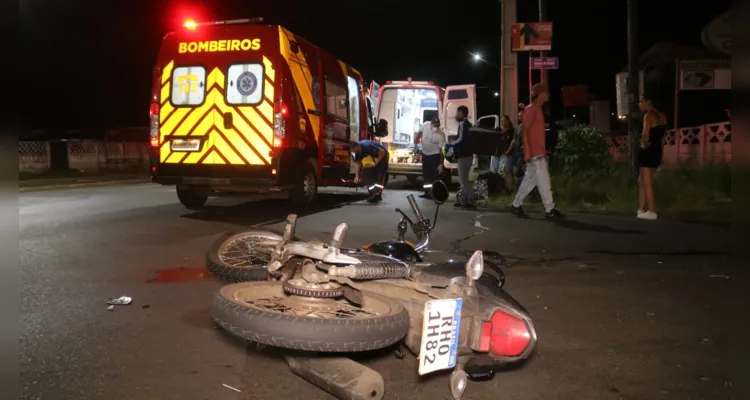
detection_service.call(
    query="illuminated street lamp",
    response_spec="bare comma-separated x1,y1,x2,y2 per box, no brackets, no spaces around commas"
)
494,92,499,97
467,50,499,70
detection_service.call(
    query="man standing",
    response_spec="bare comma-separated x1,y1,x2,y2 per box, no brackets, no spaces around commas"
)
509,83,563,219
508,109,525,184
449,105,476,209
351,139,389,203
414,116,446,198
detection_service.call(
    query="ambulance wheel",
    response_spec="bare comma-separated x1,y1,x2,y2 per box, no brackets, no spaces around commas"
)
290,166,317,208
177,186,208,210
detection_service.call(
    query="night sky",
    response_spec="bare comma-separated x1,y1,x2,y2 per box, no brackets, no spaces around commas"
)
19,0,730,131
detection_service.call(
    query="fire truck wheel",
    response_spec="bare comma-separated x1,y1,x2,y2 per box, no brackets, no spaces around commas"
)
290,166,317,208
176,186,208,209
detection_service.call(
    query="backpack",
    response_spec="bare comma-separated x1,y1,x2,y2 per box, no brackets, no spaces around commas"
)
477,171,507,195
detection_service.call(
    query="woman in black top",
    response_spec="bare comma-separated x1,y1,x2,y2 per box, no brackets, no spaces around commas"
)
636,95,667,220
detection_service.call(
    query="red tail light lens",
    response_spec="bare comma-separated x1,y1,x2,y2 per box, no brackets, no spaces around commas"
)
484,309,531,357
149,103,159,118
149,103,160,147
273,101,287,147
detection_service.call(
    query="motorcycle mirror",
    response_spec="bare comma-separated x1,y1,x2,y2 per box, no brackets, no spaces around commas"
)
466,250,484,282
430,180,449,204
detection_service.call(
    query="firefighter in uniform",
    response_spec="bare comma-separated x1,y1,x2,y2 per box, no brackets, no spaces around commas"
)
350,140,389,203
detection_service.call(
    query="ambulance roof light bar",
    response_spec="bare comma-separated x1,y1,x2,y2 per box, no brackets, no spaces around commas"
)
183,17,264,30
385,80,435,86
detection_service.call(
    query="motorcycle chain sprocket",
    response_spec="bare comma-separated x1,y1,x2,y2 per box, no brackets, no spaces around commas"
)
282,279,345,298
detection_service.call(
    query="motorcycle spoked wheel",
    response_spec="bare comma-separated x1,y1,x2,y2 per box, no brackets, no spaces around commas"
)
206,227,301,283
212,281,409,352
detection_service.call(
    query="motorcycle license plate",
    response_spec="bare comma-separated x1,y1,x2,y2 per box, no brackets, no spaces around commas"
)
418,298,462,375
171,138,201,152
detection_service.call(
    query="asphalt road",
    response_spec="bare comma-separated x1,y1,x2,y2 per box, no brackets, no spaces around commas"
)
20,180,733,400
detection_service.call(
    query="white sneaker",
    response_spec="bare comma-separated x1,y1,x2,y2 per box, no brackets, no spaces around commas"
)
637,209,646,216
637,211,658,220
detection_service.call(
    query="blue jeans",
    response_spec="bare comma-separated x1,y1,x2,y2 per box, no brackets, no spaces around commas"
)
490,155,517,174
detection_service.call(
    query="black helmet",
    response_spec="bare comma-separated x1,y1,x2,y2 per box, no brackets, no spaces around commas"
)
431,116,440,125
457,105,469,115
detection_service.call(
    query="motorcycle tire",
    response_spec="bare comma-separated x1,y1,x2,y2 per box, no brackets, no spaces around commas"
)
206,227,301,283
212,281,409,352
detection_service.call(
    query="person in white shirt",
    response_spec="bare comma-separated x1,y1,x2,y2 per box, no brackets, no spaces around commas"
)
414,116,446,198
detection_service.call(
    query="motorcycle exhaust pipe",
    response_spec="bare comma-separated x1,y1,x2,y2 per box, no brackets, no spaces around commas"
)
328,262,409,280
285,356,384,400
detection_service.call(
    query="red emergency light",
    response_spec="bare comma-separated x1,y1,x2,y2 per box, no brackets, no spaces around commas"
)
183,19,197,30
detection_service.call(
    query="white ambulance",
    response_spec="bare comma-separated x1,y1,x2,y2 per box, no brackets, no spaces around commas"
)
369,79,478,185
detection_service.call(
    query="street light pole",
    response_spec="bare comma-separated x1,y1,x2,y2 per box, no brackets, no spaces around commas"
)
626,0,639,180
500,0,519,124
538,0,549,86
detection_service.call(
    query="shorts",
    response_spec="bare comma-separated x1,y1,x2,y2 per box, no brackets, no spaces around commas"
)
637,146,662,169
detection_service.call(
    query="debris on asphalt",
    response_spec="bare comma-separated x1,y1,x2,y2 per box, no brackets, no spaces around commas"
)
107,296,132,306
710,274,730,279
222,384,241,393
615,270,625,275
142,305,150,309
657,261,663,264
646,312,655,317
107,305,114,311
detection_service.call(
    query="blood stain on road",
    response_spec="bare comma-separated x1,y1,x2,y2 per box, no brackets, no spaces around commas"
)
149,267,214,283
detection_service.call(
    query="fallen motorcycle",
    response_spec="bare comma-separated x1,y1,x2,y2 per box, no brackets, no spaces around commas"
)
211,185,538,400
207,181,475,282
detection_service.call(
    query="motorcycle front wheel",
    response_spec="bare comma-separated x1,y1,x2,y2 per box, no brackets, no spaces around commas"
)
206,227,300,283
212,281,409,352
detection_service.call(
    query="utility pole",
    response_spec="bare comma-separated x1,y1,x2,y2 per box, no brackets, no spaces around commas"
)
538,0,549,86
500,0,519,124
626,0,639,180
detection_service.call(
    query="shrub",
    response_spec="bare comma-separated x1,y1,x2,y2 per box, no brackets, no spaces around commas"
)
554,125,615,179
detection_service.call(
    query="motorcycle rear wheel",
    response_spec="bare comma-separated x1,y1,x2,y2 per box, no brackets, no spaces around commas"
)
206,227,300,283
212,281,409,352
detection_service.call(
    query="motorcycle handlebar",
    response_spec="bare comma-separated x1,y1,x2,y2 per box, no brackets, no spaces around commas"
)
406,194,425,221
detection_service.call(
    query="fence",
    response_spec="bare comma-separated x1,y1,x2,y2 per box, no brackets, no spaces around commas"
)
19,140,149,174
19,141,51,173
610,121,731,166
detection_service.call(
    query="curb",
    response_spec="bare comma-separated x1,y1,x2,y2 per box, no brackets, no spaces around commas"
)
19,178,152,192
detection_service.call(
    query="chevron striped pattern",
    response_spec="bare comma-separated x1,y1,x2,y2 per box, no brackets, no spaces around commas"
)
158,57,276,165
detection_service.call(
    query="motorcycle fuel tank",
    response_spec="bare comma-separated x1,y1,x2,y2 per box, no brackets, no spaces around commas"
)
363,241,422,263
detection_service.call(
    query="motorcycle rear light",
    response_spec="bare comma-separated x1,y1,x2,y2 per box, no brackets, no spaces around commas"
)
487,309,531,357
479,321,492,352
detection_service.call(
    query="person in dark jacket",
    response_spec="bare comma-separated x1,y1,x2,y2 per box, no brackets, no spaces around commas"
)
448,105,476,209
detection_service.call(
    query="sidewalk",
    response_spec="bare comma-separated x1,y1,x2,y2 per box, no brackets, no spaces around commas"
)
20,170,150,191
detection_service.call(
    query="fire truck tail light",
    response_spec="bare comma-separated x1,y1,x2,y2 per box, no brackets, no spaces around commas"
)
149,103,160,147
273,100,288,147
